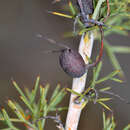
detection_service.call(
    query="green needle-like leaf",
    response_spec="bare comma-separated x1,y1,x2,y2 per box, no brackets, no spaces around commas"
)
103,111,116,130
97,98,112,102
103,111,106,129
111,116,116,130
41,84,50,109
50,84,61,101
20,96,33,113
0,111,3,119
68,1,76,16
96,70,120,84
81,100,88,110
8,100,36,129
48,88,66,110
24,88,32,101
42,84,50,99
123,124,130,130
13,102,25,116
90,62,103,88
2,109,18,130
39,85,48,112
50,107,68,111
92,0,106,20
99,87,111,92
98,101,112,112
12,80,28,102
66,88,81,96
31,76,40,104
109,77,123,83
112,46,130,53
104,40,124,77
95,61,103,81
49,11,73,19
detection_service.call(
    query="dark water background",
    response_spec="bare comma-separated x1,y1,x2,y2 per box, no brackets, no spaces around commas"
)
0,0,130,129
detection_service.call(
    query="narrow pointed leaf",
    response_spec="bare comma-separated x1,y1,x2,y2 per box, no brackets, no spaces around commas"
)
112,46,130,53
14,102,24,115
81,100,88,110
8,100,36,129
40,85,48,111
48,88,66,110
104,41,124,77
92,0,106,20
50,84,60,101
66,88,81,96
48,11,73,19
106,117,111,127
111,115,116,130
103,111,106,129
107,123,113,130
50,107,68,111
98,101,112,111
0,112,3,119
97,98,112,102
96,70,120,84
2,109,18,130
20,96,33,113
12,80,28,102
24,88,32,101
31,76,40,104
68,1,76,16
79,26,98,35
43,84,50,99
95,61,103,81
0,117,24,122
110,77,123,83
99,87,111,92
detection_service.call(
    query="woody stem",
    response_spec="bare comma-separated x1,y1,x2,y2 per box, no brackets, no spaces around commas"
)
65,32,94,130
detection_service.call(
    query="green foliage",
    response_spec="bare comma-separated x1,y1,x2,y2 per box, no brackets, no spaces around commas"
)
67,61,124,111
103,111,116,130
103,111,130,130
1,0,130,129
50,0,130,78
103,34,130,77
0,77,67,130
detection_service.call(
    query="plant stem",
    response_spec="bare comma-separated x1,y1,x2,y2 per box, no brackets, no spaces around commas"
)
65,32,94,130
65,0,106,128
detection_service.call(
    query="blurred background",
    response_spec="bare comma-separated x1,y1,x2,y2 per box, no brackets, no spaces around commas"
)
0,0,130,129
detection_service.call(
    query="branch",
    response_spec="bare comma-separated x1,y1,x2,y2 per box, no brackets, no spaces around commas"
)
65,32,94,130
65,0,106,128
